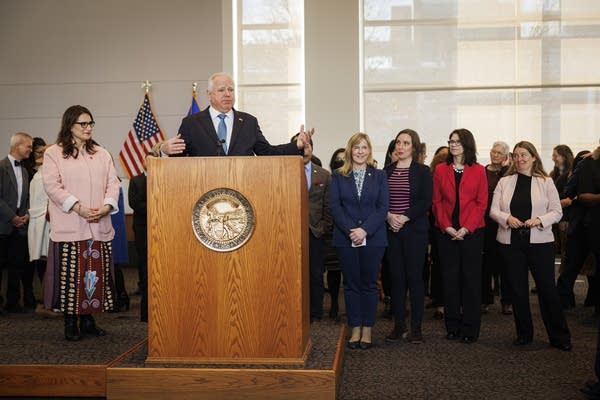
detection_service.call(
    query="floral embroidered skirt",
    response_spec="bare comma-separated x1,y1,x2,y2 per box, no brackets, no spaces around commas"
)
57,240,116,315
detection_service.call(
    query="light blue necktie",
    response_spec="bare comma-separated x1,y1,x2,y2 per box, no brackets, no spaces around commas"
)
217,113,228,154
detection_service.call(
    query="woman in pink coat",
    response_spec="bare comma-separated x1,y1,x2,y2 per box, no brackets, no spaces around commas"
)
490,141,571,351
43,105,120,341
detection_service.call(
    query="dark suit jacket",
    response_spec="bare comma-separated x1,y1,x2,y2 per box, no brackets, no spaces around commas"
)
384,160,433,234
329,166,389,247
128,173,147,249
0,157,29,236
308,163,332,238
177,107,301,157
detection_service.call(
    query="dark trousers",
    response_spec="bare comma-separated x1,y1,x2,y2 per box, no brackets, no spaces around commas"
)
21,258,43,307
309,232,325,320
387,228,428,324
133,223,148,322
557,224,599,309
436,229,483,338
337,245,386,327
499,234,570,344
596,319,600,381
428,234,444,307
380,249,392,298
482,223,511,305
0,230,28,306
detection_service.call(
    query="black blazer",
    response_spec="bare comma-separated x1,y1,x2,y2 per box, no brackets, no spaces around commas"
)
128,173,147,230
0,157,29,236
177,107,301,157
384,160,432,234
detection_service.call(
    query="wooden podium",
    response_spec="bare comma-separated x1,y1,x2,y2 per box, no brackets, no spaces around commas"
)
146,156,310,365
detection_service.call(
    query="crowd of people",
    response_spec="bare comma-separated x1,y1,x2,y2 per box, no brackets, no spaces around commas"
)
1,74,599,397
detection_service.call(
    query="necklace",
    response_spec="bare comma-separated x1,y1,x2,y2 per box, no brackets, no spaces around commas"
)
453,164,464,174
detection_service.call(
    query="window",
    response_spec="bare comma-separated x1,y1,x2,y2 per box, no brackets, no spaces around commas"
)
363,0,600,163
235,0,304,144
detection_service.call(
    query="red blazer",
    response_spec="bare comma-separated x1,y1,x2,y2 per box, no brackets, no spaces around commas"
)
432,162,488,233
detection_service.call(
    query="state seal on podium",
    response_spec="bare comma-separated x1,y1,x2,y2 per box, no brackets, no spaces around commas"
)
191,188,255,252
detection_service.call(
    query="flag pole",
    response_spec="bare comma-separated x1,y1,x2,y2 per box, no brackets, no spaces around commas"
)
141,80,152,94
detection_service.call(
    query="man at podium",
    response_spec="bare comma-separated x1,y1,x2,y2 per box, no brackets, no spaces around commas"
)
157,72,312,157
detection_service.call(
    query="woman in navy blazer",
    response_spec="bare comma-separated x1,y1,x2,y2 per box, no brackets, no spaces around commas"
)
432,128,487,343
330,133,389,350
383,129,432,344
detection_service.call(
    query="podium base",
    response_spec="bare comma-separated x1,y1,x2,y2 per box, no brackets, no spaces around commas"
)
107,325,345,400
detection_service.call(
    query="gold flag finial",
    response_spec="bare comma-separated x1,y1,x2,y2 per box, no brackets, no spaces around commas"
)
141,80,152,93
192,82,198,94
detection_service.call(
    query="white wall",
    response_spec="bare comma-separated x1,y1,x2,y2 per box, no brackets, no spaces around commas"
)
0,0,225,177
305,0,361,167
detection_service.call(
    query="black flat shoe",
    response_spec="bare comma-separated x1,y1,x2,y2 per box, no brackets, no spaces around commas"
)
359,341,372,350
551,342,572,352
462,336,477,344
513,337,533,346
347,340,360,350
446,332,459,340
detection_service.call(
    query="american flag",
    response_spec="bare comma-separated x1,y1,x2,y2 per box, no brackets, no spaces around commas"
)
119,94,165,178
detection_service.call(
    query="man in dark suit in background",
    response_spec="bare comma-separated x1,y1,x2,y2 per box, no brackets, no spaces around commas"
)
291,133,331,322
0,132,32,313
158,72,312,157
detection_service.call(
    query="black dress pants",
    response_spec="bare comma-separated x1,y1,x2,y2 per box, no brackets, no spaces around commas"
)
436,229,483,339
309,232,325,320
499,232,570,345
557,224,599,309
0,230,28,306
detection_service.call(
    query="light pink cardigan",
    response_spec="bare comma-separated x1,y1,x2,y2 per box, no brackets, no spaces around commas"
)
490,173,562,244
42,144,120,242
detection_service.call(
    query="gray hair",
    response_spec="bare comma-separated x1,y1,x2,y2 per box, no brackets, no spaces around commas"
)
207,72,234,92
10,132,32,150
492,141,510,155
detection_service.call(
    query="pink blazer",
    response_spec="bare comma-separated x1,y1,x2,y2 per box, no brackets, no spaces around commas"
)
489,174,562,244
43,144,120,242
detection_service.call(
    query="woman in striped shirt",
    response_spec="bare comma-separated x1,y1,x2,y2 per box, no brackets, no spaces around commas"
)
384,129,433,343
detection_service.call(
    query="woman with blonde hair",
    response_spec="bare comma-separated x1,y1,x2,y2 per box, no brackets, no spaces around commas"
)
490,141,571,351
330,133,389,349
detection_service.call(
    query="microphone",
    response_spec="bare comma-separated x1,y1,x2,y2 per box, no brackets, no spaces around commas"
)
217,139,226,156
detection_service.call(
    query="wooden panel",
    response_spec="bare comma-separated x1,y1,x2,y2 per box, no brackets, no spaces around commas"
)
107,367,336,400
146,157,309,363
0,365,105,397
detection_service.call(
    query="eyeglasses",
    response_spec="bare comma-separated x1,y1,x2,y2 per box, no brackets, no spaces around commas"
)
74,121,95,129
447,140,462,146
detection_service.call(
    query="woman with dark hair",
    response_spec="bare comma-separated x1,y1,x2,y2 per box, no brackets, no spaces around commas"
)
384,129,432,344
384,139,400,168
550,144,575,273
330,133,389,349
490,141,571,350
324,148,345,321
432,129,487,343
427,146,448,320
23,137,47,181
43,105,120,341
